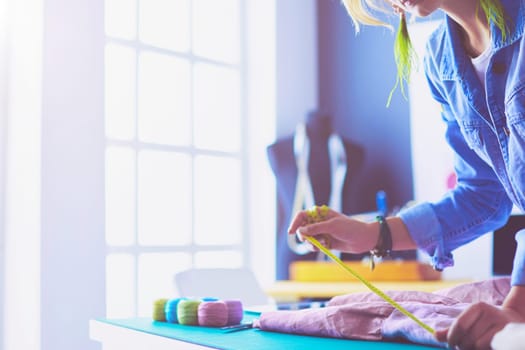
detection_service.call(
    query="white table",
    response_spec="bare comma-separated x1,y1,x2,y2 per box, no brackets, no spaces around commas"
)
90,319,213,350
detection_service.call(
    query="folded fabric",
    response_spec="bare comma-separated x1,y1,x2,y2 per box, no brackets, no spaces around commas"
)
254,277,511,348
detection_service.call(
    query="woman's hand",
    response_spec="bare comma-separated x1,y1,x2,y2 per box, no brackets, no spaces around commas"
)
435,288,525,350
287,207,378,254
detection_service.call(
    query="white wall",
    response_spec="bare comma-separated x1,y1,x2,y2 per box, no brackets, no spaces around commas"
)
0,0,7,347
408,20,492,281
40,0,106,349
3,0,106,349
246,0,277,288
3,0,43,349
248,0,318,286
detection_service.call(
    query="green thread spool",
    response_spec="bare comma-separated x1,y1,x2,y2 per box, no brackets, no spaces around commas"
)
177,299,202,325
152,298,168,322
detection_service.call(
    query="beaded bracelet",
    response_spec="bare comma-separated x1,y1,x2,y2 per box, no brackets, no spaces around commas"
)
369,215,392,270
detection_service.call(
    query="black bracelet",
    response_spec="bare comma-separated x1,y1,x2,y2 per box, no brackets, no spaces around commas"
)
369,216,392,270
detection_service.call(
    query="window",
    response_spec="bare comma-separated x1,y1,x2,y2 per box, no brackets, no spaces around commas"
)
104,0,261,318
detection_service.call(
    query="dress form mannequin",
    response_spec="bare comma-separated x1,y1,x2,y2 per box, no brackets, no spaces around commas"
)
267,111,366,280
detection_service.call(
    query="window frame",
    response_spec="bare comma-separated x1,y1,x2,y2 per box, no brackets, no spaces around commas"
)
103,0,274,318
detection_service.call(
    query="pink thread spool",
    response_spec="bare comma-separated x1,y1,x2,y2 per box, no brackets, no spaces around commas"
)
224,299,243,325
198,301,228,327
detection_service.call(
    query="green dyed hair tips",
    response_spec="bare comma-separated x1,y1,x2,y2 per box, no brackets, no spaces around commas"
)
387,13,416,107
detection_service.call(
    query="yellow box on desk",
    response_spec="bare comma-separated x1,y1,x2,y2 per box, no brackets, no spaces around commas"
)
290,260,441,282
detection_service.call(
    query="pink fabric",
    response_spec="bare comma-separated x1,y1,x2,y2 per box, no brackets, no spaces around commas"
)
255,277,510,348
433,277,510,304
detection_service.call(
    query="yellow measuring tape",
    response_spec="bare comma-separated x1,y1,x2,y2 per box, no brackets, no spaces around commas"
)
303,207,435,335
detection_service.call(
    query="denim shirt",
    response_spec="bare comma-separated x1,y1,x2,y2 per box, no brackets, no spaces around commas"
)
398,0,525,286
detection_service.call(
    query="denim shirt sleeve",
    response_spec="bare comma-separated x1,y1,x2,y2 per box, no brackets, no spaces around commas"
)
398,202,453,270
399,64,513,272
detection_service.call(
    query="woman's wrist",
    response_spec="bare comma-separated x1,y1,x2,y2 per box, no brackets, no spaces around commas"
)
383,217,417,251
503,285,525,317
364,221,381,252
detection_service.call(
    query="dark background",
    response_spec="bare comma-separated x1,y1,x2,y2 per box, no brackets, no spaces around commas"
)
316,0,413,213
271,1,417,279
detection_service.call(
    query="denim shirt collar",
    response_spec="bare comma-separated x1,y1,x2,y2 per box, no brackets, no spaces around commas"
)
436,0,525,81
437,17,466,80
490,0,525,49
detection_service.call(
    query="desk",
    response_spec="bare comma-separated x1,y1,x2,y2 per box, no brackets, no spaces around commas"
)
265,280,467,302
90,314,438,350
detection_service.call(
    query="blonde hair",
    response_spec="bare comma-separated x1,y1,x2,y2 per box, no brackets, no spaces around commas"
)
340,0,392,32
341,0,509,106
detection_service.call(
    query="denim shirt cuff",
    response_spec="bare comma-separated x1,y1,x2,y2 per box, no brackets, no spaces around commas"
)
397,202,454,271
511,229,525,286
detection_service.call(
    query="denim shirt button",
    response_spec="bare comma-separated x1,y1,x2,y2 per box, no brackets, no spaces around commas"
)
492,62,506,74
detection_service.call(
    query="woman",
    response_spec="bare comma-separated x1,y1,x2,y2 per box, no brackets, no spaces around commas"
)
288,0,525,349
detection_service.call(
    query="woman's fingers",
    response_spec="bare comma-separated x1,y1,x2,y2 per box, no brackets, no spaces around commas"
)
434,328,448,343
297,220,331,238
287,210,310,234
288,206,336,234
445,302,519,350
447,303,487,348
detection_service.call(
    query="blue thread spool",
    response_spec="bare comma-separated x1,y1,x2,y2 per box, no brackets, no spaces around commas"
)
201,297,219,302
177,299,201,325
165,297,186,323
198,301,228,327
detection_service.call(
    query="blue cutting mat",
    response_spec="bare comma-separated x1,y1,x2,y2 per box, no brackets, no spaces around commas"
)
100,312,440,350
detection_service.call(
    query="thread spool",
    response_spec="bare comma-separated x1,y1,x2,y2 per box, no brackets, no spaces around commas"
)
224,299,243,325
152,298,168,321
198,301,228,327
177,299,201,325
165,297,186,323
201,297,219,302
